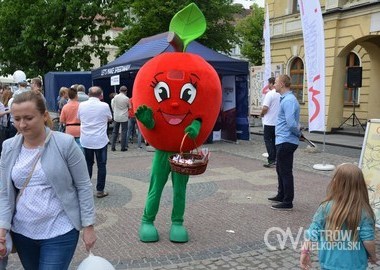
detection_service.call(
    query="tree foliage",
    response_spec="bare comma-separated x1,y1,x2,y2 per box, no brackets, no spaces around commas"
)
113,0,243,56
0,0,245,77
235,3,264,65
0,0,130,77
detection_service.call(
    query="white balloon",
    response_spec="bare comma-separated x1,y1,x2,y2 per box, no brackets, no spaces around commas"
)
13,70,26,83
77,253,115,270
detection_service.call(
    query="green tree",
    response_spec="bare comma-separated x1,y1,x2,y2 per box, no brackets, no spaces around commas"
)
0,0,130,77
113,0,243,55
235,3,264,65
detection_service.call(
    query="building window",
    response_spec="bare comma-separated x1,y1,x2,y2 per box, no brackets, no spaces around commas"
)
289,57,304,102
292,0,300,13
344,52,361,105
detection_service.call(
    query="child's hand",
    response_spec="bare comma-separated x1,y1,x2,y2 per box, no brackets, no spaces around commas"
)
300,253,312,269
0,237,6,257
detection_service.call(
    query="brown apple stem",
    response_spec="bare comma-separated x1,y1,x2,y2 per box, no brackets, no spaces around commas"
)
167,32,184,52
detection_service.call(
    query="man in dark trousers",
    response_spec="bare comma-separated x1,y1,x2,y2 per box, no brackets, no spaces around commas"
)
260,77,280,168
78,86,112,198
268,75,301,211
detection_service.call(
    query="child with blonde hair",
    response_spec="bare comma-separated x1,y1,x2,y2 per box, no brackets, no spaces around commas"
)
300,163,377,270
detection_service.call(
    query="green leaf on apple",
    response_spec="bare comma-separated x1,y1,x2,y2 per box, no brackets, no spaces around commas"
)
169,3,206,51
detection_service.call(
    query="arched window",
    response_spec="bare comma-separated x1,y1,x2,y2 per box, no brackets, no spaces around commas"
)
289,57,304,102
344,52,361,104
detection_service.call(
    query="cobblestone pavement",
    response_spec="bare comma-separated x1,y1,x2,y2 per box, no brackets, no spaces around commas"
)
6,134,380,270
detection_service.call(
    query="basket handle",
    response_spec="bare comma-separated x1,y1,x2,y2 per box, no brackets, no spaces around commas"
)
180,132,199,155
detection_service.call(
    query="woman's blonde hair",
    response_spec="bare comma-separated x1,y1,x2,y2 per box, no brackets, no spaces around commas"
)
12,91,53,129
1,88,13,107
322,163,375,241
59,87,69,97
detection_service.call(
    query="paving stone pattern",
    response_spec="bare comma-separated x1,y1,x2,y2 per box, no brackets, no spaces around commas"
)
6,137,380,270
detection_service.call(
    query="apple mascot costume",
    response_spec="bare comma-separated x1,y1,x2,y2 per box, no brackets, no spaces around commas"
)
133,3,222,243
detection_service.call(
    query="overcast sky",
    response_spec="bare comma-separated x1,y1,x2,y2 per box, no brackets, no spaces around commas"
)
233,0,265,8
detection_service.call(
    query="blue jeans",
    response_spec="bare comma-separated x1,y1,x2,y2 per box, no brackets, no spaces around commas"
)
127,117,142,147
11,229,79,270
0,256,8,270
263,125,276,163
84,144,108,191
111,121,128,150
275,142,298,204
74,137,83,152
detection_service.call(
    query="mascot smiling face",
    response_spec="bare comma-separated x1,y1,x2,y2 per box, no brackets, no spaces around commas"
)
133,52,222,152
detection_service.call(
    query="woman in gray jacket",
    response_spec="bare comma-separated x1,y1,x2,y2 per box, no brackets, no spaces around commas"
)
0,91,96,269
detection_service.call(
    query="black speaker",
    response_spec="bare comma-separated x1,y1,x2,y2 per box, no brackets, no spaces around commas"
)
347,66,362,88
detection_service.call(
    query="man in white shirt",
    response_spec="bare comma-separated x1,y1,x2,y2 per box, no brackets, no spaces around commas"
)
260,77,280,168
110,85,130,152
78,86,112,198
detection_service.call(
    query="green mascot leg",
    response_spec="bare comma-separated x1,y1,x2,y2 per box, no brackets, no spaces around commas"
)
139,150,171,242
170,171,189,243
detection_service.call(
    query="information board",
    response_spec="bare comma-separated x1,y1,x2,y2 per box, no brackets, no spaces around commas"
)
110,75,120,86
359,119,380,227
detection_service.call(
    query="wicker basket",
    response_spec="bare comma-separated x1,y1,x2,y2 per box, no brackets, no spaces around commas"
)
169,133,208,175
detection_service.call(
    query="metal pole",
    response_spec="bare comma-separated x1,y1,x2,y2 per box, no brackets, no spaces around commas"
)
352,87,356,126
322,131,326,166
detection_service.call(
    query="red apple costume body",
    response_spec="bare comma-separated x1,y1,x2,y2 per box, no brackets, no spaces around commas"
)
133,52,222,242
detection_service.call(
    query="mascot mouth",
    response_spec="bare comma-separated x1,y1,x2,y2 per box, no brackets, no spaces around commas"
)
160,111,189,125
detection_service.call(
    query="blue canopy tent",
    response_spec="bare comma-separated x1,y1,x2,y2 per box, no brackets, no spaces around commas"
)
44,71,92,111
91,32,249,140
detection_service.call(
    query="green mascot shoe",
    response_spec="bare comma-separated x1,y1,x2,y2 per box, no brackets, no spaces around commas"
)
139,222,159,242
169,223,189,243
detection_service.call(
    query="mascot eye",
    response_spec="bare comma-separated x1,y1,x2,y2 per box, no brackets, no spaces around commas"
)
154,81,170,102
180,83,196,104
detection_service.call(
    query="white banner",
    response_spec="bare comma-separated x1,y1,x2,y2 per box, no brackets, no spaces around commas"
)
298,0,325,132
262,5,271,96
222,76,236,112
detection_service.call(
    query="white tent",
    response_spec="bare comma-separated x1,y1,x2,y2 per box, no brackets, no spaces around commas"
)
0,75,15,84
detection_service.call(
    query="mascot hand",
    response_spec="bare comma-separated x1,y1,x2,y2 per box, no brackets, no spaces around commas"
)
136,105,155,129
185,119,201,139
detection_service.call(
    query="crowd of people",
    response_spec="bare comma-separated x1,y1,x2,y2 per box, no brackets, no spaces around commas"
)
0,76,377,270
